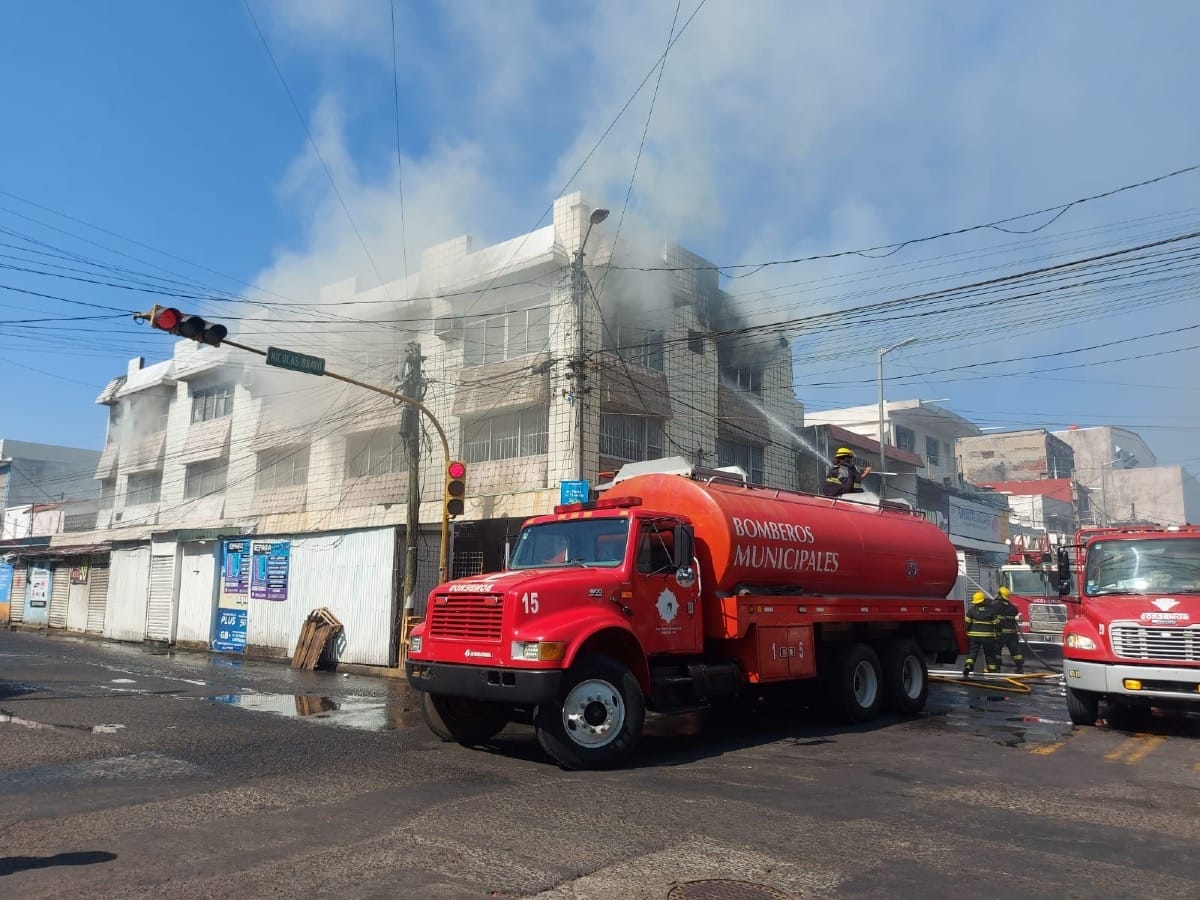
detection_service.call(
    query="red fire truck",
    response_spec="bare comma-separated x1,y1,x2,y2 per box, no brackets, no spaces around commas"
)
1000,536,1074,649
1062,524,1200,725
406,462,966,769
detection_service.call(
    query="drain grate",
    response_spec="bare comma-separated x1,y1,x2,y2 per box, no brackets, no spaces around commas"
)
668,879,792,900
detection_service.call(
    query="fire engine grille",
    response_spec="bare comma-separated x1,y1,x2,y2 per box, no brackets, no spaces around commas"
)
1110,624,1200,662
427,594,504,642
1027,603,1069,634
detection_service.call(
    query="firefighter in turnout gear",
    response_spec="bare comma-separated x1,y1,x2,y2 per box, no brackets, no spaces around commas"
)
822,447,872,498
995,586,1024,673
963,591,1000,677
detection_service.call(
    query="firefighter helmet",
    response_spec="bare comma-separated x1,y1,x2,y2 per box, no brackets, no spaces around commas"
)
971,591,987,604
998,586,1011,599
834,447,854,458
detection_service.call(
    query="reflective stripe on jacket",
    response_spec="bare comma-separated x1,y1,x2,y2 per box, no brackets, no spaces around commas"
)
965,600,999,639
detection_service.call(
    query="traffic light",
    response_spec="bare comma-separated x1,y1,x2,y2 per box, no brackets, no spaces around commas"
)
147,305,228,347
445,460,466,518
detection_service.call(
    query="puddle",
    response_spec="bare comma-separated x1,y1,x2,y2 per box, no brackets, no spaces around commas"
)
206,692,421,732
921,675,1075,747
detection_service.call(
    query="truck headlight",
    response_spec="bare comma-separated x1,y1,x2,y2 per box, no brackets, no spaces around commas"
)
1066,633,1096,650
408,635,422,654
511,640,565,662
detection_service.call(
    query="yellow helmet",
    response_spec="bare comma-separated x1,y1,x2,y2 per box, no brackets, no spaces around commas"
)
971,591,987,604
835,447,854,458
998,586,1011,599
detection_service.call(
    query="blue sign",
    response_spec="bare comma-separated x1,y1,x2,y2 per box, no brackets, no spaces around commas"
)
560,479,590,505
212,608,248,653
213,539,250,653
0,563,13,605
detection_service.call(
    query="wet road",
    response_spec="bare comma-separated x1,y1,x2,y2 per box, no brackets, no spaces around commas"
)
2,630,1198,899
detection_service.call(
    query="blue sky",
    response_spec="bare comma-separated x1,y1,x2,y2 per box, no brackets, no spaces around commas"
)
1,1,1197,474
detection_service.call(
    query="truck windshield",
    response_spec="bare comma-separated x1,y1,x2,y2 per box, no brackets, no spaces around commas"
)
508,520,630,569
1004,569,1051,596
1085,538,1200,596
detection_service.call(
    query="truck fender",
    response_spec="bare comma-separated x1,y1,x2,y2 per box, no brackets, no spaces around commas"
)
563,616,650,696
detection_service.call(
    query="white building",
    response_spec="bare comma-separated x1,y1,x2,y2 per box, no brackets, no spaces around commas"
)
68,193,806,665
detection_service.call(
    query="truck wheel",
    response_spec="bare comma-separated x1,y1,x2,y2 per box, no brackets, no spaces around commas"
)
421,693,509,745
535,655,645,770
1066,687,1099,726
880,638,928,715
826,643,883,724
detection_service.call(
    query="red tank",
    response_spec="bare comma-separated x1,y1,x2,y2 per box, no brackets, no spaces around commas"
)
612,473,958,599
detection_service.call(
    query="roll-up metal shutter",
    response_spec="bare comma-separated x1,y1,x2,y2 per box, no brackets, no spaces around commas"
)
145,554,177,642
49,568,70,629
9,566,26,624
963,550,981,592
87,564,109,634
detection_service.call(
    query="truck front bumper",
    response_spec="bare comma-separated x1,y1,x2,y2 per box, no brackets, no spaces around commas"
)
406,660,563,705
1064,659,1200,701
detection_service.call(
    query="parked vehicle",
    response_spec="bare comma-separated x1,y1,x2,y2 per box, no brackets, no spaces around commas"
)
1061,524,1200,725
406,459,966,768
1000,537,1075,649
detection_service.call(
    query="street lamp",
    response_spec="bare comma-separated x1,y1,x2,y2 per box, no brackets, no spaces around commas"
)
571,207,609,481
877,337,916,502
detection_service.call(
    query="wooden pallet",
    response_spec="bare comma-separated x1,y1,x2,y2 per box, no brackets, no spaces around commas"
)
291,607,344,670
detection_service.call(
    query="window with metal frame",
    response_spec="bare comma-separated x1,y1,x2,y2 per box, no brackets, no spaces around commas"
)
345,429,407,479
716,438,765,484
191,385,234,423
99,478,116,510
184,460,228,498
925,435,940,466
461,304,551,367
894,425,916,453
720,365,763,396
256,445,311,491
126,471,162,506
462,407,549,463
600,414,664,463
603,319,665,371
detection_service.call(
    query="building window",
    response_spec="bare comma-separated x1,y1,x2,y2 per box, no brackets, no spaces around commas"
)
462,304,551,367
184,460,228,498
687,330,705,354
925,436,940,466
99,478,116,510
720,366,763,396
600,414,664,463
603,317,665,371
463,407,549,463
191,385,234,423
345,429,407,479
126,472,162,506
894,425,915,453
716,439,765,484
256,446,310,491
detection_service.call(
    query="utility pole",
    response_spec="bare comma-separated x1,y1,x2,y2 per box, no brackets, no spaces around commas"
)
570,207,609,482
399,340,425,629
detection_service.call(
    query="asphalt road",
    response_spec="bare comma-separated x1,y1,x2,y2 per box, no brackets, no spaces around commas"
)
2,630,1198,899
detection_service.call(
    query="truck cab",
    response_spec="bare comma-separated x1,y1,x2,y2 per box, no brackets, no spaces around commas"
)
1000,550,1075,649
1062,525,1200,725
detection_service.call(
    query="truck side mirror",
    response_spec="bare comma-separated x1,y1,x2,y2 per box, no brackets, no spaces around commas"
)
1057,547,1072,596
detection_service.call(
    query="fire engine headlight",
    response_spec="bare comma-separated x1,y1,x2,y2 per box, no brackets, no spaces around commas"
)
510,641,566,662
1066,633,1096,650
408,635,422,654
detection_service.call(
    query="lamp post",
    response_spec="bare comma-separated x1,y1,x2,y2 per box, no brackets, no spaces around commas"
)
571,207,609,482
877,337,916,502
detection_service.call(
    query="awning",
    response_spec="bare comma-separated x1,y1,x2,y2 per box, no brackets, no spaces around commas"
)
95,442,120,479
119,432,166,475
951,535,1009,554
179,417,231,465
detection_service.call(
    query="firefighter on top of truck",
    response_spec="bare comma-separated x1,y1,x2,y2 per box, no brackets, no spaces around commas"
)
822,447,873,498
995,586,1024,673
963,591,1000,677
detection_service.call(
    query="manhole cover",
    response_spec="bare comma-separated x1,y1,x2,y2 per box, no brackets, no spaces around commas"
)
668,879,792,900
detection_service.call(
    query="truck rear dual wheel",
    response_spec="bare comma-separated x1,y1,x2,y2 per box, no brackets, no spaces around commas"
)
880,638,929,715
421,693,509,745
822,643,884,724
535,655,646,770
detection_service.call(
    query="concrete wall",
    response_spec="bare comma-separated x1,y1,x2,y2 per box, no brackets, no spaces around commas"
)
0,439,102,506
958,430,1074,484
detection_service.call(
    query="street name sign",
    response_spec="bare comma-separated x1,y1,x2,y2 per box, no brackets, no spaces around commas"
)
266,347,326,376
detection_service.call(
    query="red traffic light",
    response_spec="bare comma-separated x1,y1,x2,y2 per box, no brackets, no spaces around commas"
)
447,461,466,480
152,307,182,331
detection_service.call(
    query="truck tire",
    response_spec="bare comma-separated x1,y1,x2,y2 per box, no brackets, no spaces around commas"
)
880,638,928,715
535,655,645,770
421,693,509,745
1066,687,1100,726
824,643,884,724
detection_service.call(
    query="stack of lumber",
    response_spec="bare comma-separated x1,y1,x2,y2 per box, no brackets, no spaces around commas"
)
291,607,343,670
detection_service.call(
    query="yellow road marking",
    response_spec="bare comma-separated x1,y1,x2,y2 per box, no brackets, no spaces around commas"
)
1029,742,1064,755
1105,733,1165,765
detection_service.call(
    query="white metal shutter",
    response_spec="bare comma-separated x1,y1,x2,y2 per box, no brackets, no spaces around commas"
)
9,566,26,624
145,554,177,642
87,564,109,634
49,569,70,629
963,551,982,593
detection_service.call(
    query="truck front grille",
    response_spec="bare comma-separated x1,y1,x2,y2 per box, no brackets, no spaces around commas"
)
427,594,504,642
1027,603,1068,635
1110,624,1200,662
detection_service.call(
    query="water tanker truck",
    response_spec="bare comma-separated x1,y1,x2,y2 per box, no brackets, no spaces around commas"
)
406,460,966,769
